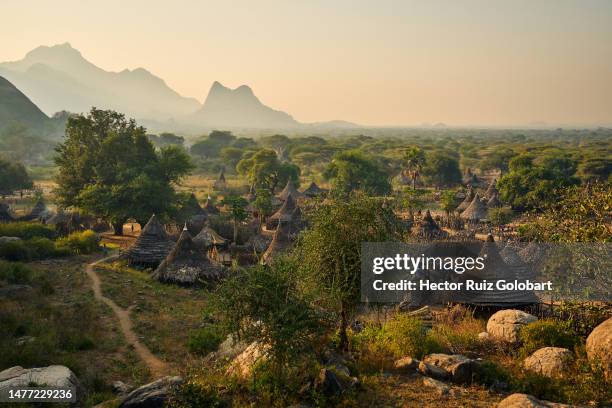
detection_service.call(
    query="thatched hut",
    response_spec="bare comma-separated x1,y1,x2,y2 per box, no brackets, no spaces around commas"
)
485,179,499,199
203,196,220,215
462,168,480,186
460,193,488,223
47,209,74,235
181,193,207,235
152,227,224,284
302,181,325,198
126,214,175,268
456,187,475,213
412,210,448,240
500,243,534,280
266,193,299,230
261,221,293,265
487,193,502,208
193,224,228,248
277,180,303,201
24,197,48,221
213,169,227,190
0,202,14,223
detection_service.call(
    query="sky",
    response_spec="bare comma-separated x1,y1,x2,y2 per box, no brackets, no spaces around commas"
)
1,0,611,127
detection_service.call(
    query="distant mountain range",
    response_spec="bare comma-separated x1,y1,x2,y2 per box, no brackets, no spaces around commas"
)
0,43,358,130
0,75,49,130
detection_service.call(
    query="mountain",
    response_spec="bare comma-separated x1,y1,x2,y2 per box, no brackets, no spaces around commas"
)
0,43,200,121
0,75,49,130
190,81,299,128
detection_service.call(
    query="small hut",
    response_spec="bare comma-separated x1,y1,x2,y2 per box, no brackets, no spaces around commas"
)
193,224,228,248
181,193,207,235
24,197,48,221
203,196,220,215
277,180,303,201
487,193,502,208
302,181,325,198
266,193,298,230
460,193,488,223
152,227,224,284
47,209,73,235
456,187,475,213
0,202,14,223
261,221,293,265
485,179,499,199
213,169,227,190
462,168,480,186
126,214,175,268
412,210,448,240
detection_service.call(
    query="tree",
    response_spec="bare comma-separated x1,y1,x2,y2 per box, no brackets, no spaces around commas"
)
324,150,391,197
0,157,33,196
402,147,426,189
220,147,245,169
480,148,516,176
421,151,462,188
236,149,300,193
440,190,458,216
578,157,612,182
296,194,402,350
190,130,236,159
488,207,513,234
253,188,273,227
220,195,248,243
54,108,193,235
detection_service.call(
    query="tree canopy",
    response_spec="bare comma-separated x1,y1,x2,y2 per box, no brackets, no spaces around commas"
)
0,157,33,196
324,150,391,196
236,149,300,193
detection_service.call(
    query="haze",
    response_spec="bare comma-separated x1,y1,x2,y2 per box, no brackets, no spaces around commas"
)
1,0,611,127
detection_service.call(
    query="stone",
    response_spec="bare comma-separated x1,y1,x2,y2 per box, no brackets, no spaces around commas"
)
418,361,449,381
487,310,537,343
422,353,477,383
497,393,577,407
112,381,131,395
523,347,573,378
0,365,82,402
478,332,490,340
586,317,612,380
15,336,36,346
118,376,183,408
393,356,419,372
314,368,358,396
226,342,269,379
211,334,248,361
422,376,450,396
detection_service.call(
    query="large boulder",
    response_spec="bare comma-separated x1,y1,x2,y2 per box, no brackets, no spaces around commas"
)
586,317,612,380
497,393,577,407
118,376,183,408
422,353,477,383
393,356,420,372
226,342,269,379
418,361,449,381
523,347,573,378
0,365,80,391
487,310,537,342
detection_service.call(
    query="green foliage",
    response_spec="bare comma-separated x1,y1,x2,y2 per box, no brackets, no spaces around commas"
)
55,230,100,254
188,326,224,356
54,109,193,232
190,130,236,158
0,157,33,195
402,147,426,189
421,151,462,187
0,222,55,240
148,132,185,148
487,207,513,227
0,261,38,284
236,149,300,193
519,320,580,356
479,147,516,174
220,196,249,243
324,150,391,196
440,190,458,215
553,302,611,338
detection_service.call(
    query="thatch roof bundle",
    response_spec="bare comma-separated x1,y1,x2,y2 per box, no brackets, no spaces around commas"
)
277,180,303,201
487,193,502,208
152,227,224,284
193,224,228,248
181,193,207,235
266,193,299,229
126,214,175,267
213,169,227,190
0,202,15,222
485,179,499,199
302,181,326,198
261,221,293,265
456,187,475,213
460,193,488,222
412,210,448,240
203,196,220,215
23,198,48,221
500,244,533,280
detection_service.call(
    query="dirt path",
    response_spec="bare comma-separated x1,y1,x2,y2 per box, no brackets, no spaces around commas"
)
85,255,169,378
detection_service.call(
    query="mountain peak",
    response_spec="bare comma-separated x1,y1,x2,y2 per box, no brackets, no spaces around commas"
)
25,42,83,60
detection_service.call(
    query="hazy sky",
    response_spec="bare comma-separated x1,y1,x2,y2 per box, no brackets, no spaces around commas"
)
1,0,611,126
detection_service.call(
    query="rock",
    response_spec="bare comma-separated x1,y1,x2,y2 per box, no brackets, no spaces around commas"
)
418,361,449,381
422,353,477,383
0,236,21,244
487,310,537,342
586,317,612,380
497,393,577,407
422,376,450,396
119,376,183,408
15,336,36,346
314,368,358,396
478,332,490,340
0,365,82,401
211,334,248,361
393,356,419,372
523,347,573,378
112,380,131,395
226,342,269,379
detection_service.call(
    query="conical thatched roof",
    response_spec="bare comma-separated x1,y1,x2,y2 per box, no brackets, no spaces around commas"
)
487,193,502,208
485,179,498,199
0,202,14,222
456,187,475,213
459,234,539,306
412,210,448,240
126,214,175,267
460,193,488,222
152,227,224,284
184,193,206,216
519,242,543,265
462,168,480,186
47,209,70,225
213,169,227,190
203,196,220,215
24,197,47,220
266,193,298,229
181,193,207,235
193,224,228,248
262,221,293,264
277,179,303,201
500,244,533,280
302,181,325,198
247,231,272,253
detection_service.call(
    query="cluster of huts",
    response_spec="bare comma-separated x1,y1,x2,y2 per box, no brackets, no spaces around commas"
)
455,179,502,224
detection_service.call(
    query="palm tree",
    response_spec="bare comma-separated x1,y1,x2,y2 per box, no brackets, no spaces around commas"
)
402,147,426,190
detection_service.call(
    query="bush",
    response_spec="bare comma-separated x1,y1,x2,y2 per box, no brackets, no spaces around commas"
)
519,320,580,356
0,237,68,261
0,261,36,284
0,222,55,240
0,240,32,261
188,326,224,356
56,230,100,254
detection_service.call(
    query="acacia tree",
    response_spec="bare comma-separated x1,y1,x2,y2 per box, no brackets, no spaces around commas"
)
0,158,32,197
296,194,402,350
421,151,462,188
402,147,426,190
54,108,193,235
324,150,391,197
236,149,300,193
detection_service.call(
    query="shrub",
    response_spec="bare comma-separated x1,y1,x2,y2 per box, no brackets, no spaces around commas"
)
188,326,224,356
0,238,67,261
56,230,100,254
0,261,35,284
0,240,32,261
519,319,580,356
0,222,55,240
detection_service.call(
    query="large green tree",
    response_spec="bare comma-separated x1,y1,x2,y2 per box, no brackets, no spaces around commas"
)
421,151,462,188
236,149,300,193
54,109,193,235
402,147,426,190
0,157,33,196
324,150,391,196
